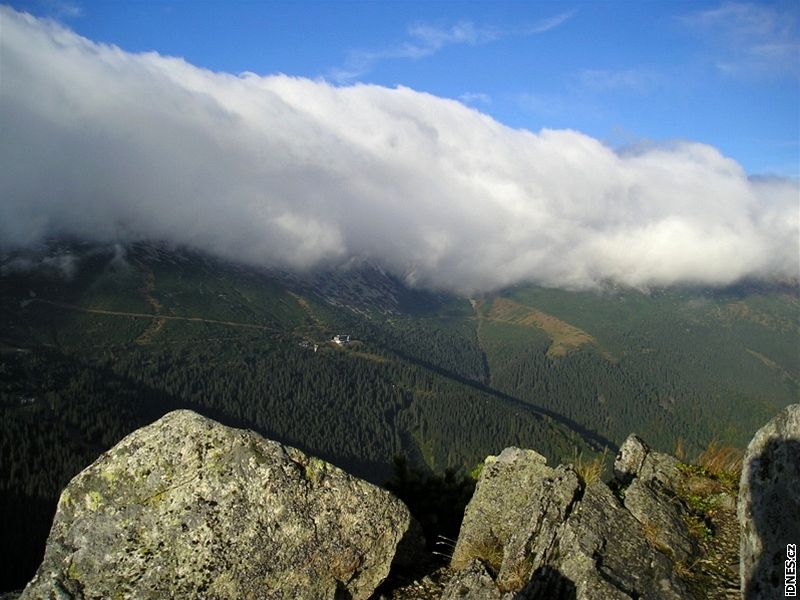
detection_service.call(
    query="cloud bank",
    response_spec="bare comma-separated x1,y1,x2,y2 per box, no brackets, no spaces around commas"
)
1,8,797,294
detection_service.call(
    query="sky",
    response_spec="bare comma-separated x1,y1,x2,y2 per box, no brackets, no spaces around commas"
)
1,1,799,293
7,0,799,175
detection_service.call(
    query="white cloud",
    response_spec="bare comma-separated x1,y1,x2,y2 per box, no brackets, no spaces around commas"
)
685,2,783,38
459,92,491,105
330,12,575,83
32,0,83,19
406,21,499,49
525,10,576,34
682,2,800,78
330,21,497,82
1,7,797,294
0,253,79,279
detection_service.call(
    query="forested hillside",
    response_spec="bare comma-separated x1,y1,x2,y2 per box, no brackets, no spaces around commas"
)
0,242,590,589
1,241,797,590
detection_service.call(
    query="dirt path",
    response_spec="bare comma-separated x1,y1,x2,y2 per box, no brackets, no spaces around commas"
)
135,268,166,344
32,299,281,332
288,291,323,327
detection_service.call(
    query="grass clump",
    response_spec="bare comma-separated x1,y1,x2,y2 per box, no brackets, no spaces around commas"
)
695,440,743,484
572,447,608,485
640,519,673,557
497,556,534,593
674,437,687,462
677,438,743,495
451,533,504,572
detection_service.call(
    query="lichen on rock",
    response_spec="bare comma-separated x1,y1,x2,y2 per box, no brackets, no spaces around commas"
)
448,441,693,599
20,410,411,600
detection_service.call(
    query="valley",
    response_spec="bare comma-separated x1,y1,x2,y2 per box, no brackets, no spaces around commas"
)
1,241,798,590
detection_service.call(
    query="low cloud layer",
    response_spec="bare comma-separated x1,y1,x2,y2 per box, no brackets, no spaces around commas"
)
1,8,797,294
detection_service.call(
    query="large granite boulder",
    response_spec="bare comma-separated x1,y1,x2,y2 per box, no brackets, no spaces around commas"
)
450,447,554,571
739,403,800,600
21,410,411,600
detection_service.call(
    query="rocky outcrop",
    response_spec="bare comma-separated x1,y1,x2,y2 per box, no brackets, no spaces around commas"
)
450,447,582,590
738,403,800,600
614,433,682,488
613,435,697,564
28,406,795,600
21,410,411,600
622,478,696,563
446,438,707,599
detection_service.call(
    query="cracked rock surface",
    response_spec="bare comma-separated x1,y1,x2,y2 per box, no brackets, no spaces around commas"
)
448,442,692,599
20,410,410,600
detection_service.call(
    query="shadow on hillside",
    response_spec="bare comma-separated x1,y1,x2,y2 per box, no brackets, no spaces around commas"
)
391,348,617,452
744,437,800,600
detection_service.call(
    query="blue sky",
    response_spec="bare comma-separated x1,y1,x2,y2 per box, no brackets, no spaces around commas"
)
8,0,800,177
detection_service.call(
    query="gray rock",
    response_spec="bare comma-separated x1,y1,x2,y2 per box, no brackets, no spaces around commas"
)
622,478,696,563
450,448,582,594
496,465,581,592
441,560,502,600
614,434,650,484
553,481,689,600
451,445,690,599
21,410,411,600
614,434,681,489
451,447,552,574
738,403,800,600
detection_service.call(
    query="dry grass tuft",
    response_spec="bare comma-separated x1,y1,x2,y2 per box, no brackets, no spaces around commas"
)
640,519,673,558
674,437,687,462
497,557,533,593
573,448,608,485
695,440,743,482
451,534,504,572
683,513,713,543
674,558,700,580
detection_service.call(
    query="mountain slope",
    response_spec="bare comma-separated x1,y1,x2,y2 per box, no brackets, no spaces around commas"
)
488,283,799,449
